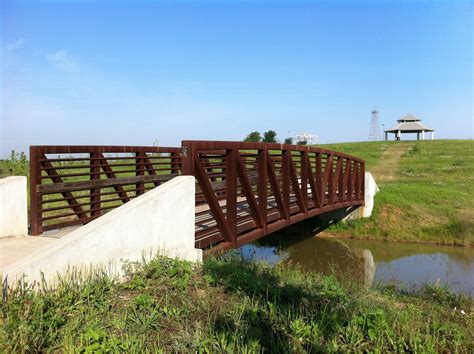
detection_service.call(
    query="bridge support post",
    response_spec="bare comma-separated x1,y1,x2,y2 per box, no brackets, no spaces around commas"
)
301,151,308,214
90,150,101,217
29,146,42,235
327,154,335,205
316,153,323,208
181,142,194,176
282,150,291,224
226,148,237,247
258,149,268,233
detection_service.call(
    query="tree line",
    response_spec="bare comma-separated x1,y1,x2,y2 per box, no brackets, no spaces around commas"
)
243,131,307,145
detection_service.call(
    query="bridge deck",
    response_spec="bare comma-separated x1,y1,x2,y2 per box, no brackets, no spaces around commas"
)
194,190,361,253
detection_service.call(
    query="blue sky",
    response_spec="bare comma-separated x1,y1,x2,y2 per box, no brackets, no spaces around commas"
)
1,0,472,156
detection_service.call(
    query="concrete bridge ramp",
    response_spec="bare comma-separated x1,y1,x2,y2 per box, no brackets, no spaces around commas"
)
2,176,202,286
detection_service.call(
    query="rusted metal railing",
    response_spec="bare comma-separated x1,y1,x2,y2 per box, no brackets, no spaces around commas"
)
29,141,365,253
29,145,181,235
181,141,365,253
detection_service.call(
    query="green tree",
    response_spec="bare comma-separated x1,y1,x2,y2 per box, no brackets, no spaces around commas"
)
4,150,28,177
244,131,262,142
262,130,277,143
284,137,293,145
297,140,308,145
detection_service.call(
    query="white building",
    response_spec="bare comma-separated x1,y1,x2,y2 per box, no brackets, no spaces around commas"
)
294,133,319,145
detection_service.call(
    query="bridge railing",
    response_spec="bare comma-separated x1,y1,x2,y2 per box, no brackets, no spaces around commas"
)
181,141,365,252
29,145,181,235
29,141,365,251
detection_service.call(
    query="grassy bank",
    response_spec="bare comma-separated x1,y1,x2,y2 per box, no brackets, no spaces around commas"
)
320,140,473,246
1,255,472,352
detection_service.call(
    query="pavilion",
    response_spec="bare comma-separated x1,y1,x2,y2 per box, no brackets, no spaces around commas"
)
384,114,434,141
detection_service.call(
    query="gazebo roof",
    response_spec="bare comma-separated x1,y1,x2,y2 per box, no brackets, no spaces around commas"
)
385,114,434,133
397,113,420,122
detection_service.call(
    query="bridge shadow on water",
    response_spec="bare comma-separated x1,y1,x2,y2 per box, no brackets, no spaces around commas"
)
204,253,350,351
253,205,359,250
203,208,361,351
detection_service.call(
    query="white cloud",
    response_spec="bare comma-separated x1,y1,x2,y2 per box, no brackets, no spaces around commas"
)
47,49,79,73
3,38,25,52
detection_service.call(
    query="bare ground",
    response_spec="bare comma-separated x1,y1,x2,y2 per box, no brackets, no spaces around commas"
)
370,142,414,182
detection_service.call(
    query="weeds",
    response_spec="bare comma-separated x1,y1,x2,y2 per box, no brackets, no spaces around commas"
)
1,255,472,352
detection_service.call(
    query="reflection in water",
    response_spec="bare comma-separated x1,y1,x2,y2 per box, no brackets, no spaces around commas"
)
240,227,474,296
242,238,376,287
361,249,375,287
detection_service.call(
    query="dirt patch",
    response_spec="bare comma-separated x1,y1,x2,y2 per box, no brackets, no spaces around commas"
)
410,205,450,226
379,204,404,223
371,142,414,182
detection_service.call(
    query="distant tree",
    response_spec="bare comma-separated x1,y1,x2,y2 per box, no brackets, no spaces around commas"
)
284,137,293,145
262,130,277,143
297,140,308,145
244,131,262,142
4,150,28,177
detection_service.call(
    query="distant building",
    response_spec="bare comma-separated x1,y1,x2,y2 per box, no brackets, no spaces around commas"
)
294,133,319,145
384,114,434,141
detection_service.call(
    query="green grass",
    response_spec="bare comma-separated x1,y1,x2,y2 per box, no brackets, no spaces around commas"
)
318,140,395,170
1,255,472,352
321,140,474,246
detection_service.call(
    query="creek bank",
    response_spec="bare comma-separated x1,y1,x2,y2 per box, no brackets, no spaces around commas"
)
1,255,473,352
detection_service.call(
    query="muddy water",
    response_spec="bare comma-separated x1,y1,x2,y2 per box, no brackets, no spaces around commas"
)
240,231,474,296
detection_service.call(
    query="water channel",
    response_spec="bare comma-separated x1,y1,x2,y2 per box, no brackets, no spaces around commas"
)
239,225,474,296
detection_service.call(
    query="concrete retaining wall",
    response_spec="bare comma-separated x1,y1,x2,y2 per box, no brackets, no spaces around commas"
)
342,172,379,221
362,172,380,218
0,176,28,238
3,176,201,285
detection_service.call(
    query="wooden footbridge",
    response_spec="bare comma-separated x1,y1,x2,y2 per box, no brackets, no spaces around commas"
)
29,141,365,254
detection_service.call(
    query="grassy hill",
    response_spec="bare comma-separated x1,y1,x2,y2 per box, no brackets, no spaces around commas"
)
319,140,473,246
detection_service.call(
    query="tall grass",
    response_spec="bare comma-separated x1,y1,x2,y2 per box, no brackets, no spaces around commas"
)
1,255,472,352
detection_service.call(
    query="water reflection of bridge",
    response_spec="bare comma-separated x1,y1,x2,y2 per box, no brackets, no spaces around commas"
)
257,235,376,286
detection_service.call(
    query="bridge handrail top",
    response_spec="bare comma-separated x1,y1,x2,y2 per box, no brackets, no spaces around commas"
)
29,141,365,164
29,145,181,154
181,140,365,163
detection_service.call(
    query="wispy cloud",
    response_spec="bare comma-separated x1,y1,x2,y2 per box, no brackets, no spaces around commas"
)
47,49,80,73
3,38,25,52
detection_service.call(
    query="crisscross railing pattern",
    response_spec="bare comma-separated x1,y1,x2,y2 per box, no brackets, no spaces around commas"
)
181,141,365,252
29,141,365,253
29,145,181,235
